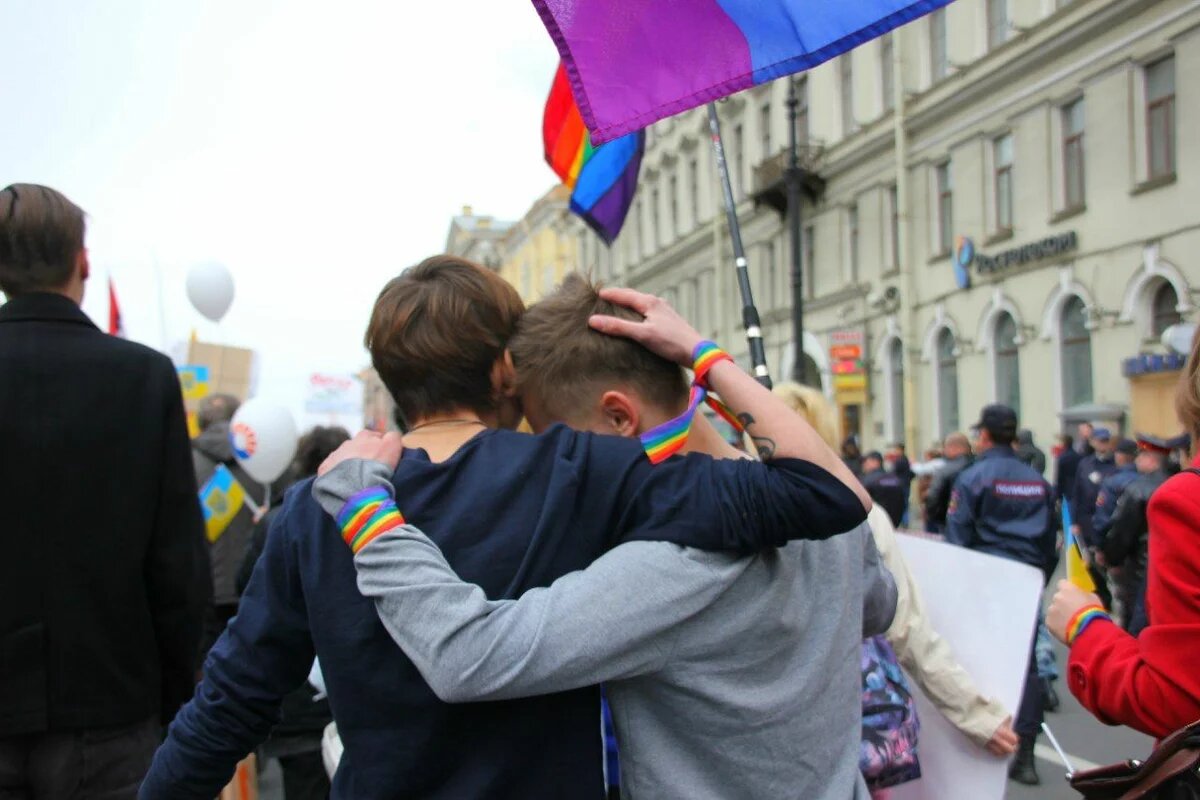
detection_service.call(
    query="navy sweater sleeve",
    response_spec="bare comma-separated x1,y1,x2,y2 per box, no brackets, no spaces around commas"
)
587,434,867,553
139,504,315,799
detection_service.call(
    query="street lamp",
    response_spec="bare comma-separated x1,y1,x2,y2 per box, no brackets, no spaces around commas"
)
785,77,808,386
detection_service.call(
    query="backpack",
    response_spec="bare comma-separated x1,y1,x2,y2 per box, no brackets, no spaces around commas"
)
859,635,922,789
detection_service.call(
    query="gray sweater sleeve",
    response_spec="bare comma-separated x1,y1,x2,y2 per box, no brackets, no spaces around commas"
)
860,526,898,637
313,460,747,703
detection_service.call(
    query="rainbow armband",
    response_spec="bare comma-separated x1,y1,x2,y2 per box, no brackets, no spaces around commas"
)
1065,604,1111,645
338,486,406,554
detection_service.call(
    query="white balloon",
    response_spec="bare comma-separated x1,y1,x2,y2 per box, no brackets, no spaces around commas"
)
230,400,298,485
186,262,235,322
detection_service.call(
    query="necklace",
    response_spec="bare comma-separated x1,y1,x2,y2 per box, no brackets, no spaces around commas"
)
405,419,487,434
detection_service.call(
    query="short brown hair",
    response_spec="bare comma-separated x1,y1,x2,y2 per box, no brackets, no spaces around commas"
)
508,274,688,423
366,255,524,428
0,184,86,296
1175,324,1200,450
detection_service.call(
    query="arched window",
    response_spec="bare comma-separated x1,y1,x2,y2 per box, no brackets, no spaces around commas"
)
994,312,1021,415
1061,296,1093,407
888,339,905,442
1151,282,1182,338
936,328,959,436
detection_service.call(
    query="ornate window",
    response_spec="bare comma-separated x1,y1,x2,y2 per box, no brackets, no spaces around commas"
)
936,328,960,436
1061,296,1093,407
994,312,1021,415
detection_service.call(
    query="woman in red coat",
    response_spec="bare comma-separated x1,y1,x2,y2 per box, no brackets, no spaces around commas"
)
1048,327,1200,739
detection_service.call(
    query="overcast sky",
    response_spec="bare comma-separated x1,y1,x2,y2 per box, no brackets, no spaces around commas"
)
1,0,560,429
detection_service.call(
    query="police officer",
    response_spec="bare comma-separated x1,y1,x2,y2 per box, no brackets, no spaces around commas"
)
946,404,1056,786
1071,427,1118,607
1092,438,1139,543
1103,435,1172,635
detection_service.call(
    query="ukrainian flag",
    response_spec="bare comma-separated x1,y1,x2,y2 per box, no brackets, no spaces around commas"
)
199,464,245,543
1062,500,1097,592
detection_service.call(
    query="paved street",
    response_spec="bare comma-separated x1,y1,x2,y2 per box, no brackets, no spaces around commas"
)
1006,633,1152,800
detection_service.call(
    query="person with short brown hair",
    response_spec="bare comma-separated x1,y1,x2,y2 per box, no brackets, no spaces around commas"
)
367,255,526,431
0,183,88,299
143,258,870,799
0,184,209,799
508,274,688,432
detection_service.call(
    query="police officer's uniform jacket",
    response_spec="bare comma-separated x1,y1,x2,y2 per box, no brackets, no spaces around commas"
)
945,446,1058,581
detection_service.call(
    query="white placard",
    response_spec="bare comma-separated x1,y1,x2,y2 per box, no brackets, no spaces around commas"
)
890,534,1044,800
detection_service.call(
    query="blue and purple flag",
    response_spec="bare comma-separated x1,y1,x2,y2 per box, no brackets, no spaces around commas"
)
533,0,955,144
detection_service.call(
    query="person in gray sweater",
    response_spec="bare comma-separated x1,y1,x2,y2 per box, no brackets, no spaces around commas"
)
316,279,897,799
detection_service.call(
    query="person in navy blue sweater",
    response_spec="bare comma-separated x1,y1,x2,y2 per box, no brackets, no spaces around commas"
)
139,256,870,800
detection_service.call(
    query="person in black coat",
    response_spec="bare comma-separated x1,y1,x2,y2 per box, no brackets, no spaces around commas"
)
1015,430,1047,476
861,451,907,527
1054,434,1081,505
1103,436,1172,636
0,184,209,798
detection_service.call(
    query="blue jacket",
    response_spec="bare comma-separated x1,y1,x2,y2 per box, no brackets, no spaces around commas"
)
1071,453,1118,547
139,426,865,800
945,446,1057,580
1091,463,1139,542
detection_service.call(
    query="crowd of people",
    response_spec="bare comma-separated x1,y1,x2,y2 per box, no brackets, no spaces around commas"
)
2,182,1199,800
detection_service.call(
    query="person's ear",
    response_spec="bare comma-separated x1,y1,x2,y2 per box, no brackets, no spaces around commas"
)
598,390,640,438
492,351,519,400
78,248,90,282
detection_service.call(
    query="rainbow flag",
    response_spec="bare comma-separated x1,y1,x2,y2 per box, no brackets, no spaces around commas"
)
1062,500,1097,593
544,63,644,244
533,0,953,144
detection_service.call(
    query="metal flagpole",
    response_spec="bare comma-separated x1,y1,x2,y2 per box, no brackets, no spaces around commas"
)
706,102,772,389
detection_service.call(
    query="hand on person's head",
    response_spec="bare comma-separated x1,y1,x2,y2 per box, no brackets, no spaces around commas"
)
318,430,404,477
588,287,704,367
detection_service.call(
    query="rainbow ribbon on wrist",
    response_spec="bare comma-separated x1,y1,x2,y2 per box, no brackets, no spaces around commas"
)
338,486,406,554
640,341,743,464
1065,604,1110,645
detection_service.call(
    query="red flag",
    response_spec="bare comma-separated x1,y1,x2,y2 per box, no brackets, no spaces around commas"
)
108,278,124,338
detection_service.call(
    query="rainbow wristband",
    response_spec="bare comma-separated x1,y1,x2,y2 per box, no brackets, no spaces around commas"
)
337,486,406,554
1065,604,1111,645
692,341,733,389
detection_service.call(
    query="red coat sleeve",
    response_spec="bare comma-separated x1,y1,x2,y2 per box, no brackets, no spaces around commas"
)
1066,468,1200,739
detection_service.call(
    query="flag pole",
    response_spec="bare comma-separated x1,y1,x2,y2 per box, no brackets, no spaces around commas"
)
706,103,771,389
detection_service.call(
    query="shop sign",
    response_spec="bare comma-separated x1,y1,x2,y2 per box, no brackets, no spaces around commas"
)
1122,351,1187,377
955,231,1079,286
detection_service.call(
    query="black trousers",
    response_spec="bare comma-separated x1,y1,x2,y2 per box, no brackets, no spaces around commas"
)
0,718,159,800
278,752,330,800
1015,633,1044,739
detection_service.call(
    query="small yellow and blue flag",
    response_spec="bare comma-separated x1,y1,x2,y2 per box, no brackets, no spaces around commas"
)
1062,499,1097,592
178,365,211,402
199,464,246,543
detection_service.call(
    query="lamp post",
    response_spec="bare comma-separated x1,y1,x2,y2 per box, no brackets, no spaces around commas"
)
785,78,809,385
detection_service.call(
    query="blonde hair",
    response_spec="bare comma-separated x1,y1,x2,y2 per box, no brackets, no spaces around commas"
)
1176,325,1200,454
773,381,838,449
